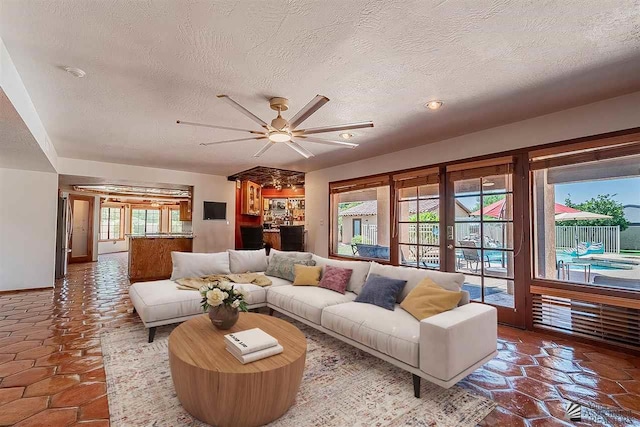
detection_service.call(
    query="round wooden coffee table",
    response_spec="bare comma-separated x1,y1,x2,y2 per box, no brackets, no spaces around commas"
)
168,312,307,427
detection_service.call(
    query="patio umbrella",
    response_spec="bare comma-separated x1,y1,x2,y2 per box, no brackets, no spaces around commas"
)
554,211,612,257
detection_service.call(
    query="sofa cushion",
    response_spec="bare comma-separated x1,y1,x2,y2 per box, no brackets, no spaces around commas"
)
318,265,352,294
263,274,292,287
170,251,230,280
268,248,313,262
129,280,266,324
311,255,371,294
228,249,268,273
368,262,464,302
267,285,356,325
400,278,462,320
355,274,407,311
292,264,322,286
265,254,316,281
321,301,420,367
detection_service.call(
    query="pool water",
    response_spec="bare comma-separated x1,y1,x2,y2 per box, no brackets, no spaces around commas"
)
483,250,633,272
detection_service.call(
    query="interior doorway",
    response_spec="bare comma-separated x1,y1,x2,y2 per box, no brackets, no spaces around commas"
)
69,194,95,263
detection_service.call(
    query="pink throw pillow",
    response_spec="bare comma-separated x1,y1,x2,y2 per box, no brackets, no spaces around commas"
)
318,265,353,294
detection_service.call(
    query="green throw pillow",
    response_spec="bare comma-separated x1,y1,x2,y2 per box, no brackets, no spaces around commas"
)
265,253,316,282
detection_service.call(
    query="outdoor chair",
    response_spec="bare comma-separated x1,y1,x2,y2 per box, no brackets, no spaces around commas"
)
459,240,491,272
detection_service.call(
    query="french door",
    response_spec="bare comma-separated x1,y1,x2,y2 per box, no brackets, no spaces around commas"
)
444,158,526,327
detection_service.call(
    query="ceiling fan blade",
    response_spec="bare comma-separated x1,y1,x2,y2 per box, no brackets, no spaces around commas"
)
176,120,265,134
288,95,330,130
217,95,269,129
253,143,274,157
295,121,374,135
200,136,267,146
286,141,315,158
296,136,358,149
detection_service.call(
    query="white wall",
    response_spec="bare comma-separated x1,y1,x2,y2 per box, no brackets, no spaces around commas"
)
0,168,58,291
57,158,235,253
0,37,57,171
306,91,640,257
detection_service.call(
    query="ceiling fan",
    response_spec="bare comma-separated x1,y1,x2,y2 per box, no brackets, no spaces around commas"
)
177,95,373,159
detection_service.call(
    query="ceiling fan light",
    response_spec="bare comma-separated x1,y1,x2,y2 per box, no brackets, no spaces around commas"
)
426,100,443,110
268,131,292,143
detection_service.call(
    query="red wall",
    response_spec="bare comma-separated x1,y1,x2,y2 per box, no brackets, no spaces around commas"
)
234,187,305,249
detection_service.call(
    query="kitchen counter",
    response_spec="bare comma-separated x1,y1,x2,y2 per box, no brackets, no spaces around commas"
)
128,235,193,282
128,233,193,239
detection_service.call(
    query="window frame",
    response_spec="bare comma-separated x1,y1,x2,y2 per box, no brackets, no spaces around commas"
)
130,207,161,235
169,206,183,233
99,205,124,241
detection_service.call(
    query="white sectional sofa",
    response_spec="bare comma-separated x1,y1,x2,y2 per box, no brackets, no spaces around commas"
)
128,249,497,395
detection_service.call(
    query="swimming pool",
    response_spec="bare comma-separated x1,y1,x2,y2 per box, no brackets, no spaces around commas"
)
483,250,634,272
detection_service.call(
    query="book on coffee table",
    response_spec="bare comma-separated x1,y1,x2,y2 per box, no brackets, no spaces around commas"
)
226,343,284,364
224,328,279,355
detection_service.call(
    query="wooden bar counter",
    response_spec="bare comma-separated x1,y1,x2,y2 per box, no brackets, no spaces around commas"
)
128,234,193,282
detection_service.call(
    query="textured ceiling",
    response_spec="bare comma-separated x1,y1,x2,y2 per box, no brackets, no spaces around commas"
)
0,89,55,172
1,0,640,176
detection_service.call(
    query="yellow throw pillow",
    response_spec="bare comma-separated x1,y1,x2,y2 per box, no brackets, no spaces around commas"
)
400,277,462,320
292,264,322,286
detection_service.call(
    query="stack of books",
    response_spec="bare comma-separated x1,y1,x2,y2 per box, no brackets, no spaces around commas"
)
224,328,283,364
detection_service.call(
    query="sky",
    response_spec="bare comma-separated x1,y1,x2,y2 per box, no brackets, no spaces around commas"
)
555,177,640,206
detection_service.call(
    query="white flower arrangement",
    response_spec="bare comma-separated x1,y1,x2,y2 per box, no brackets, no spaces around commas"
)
199,281,248,312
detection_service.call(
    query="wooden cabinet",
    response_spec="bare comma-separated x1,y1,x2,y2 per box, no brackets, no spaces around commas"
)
179,200,192,221
241,181,261,216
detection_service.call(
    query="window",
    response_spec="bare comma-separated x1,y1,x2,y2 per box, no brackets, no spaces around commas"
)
131,208,160,235
330,176,390,260
99,207,122,240
394,168,440,270
531,145,640,291
170,209,183,233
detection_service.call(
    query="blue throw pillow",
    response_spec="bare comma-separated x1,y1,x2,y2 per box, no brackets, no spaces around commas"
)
355,273,407,311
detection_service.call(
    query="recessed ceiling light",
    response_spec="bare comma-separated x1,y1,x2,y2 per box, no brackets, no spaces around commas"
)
425,100,443,110
63,67,86,78
340,133,353,139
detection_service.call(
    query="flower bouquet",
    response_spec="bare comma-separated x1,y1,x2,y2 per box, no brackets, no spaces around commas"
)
199,282,248,329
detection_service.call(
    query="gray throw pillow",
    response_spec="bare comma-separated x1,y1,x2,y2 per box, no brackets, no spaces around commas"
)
355,273,407,311
265,253,316,282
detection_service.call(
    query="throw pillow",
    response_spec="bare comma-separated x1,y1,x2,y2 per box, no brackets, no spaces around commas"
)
292,264,322,286
265,253,316,282
170,251,230,280
227,249,268,273
400,277,463,320
354,273,407,311
318,265,353,294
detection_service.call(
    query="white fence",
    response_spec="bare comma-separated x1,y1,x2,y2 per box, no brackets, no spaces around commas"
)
361,224,378,244
555,225,620,253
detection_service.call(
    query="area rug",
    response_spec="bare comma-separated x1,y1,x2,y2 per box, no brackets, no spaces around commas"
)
101,314,496,427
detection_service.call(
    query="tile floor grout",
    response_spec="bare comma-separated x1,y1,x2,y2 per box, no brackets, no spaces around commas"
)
0,252,638,426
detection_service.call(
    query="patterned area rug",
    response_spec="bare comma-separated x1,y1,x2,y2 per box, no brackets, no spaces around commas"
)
102,314,496,427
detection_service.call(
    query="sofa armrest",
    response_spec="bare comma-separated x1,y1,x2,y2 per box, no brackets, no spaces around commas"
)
419,303,497,382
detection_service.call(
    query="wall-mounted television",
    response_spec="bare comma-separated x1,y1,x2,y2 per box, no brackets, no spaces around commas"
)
203,201,227,220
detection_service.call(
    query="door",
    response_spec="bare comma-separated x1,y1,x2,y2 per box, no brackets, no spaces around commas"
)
69,195,94,263
444,158,526,327
353,218,362,238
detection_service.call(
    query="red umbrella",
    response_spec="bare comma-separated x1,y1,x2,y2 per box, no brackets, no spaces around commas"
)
471,200,579,218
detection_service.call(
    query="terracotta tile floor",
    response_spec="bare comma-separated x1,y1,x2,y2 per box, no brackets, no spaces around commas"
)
0,253,639,426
